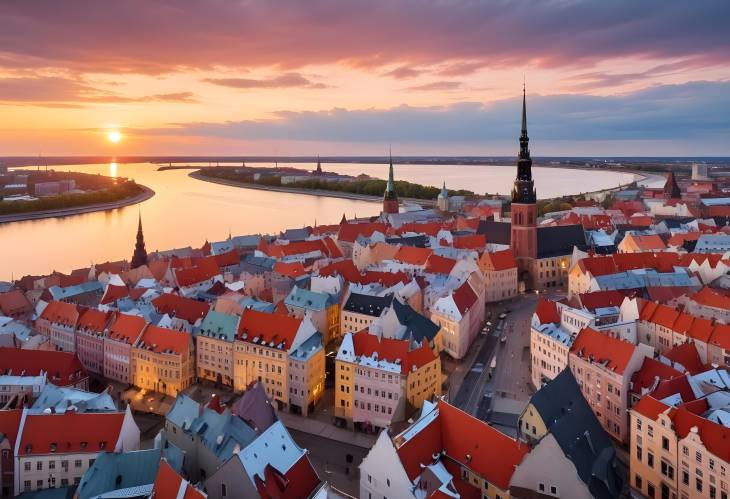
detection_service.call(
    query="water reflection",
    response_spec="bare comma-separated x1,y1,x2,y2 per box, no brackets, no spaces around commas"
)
109,162,118,178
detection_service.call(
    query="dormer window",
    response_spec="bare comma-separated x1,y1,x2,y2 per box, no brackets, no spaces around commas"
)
80,441,88,450
50,442,57,453
99,441,107,450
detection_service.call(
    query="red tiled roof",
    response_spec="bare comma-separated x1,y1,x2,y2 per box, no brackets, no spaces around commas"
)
38,300,79,327
673,404,730,462
453,234,486,250
322,236,344,259
623,233,666,251
651,375,696,403
481,249,517,271
668,232,701,247
174,256,220,287
136,325,190,355
351,331,436,374
153,460,205,499
273,261,307,279
632,395,671,421
394,246,433,266
662,342,704,374
100,284,129,305
254,455,322,499
18,412,125,455
152,293,210,325
0,348,87,386
646,286,691,303
0,290,32,315
264,239,332,259
534,298,560,325
424,254,457,275
318,260,410,287
569,327,637,375
691,286,730,311
686,317,714,343
337,222,388,243
710,323,730,351
438,400,527,490
213,250,240,268
578,290,626,311
630,357,683,395
237,309,301,350
77,308,113,333
452,281,477,315
108,313,147,344
455,217,480,231
0,409,22,449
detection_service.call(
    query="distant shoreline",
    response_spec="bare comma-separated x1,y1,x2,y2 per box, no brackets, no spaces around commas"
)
0,185,155,224
188,171,437,207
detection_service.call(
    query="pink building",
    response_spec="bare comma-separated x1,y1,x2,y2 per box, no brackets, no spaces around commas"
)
75,308,113,374
103,313,147,384
34,301,79,352
568,327,652,443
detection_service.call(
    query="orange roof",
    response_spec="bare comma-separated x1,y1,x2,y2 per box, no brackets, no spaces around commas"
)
0,348,87,385
152,460,205,499
152,293,210,325
481,249,517,271
662,342,704,374
394,246,433,265
397,221,447,237
38,300,79,327
632,395,671,421
18,412,125,455
213,250,240,268
136,325,190,355
668,232,701,247
710,323,730,351
453,234,486,250
254,455,322,499
534,298,560,325
452,281,478,314
624,233,666,251
273,261,307,278
686,317,714,343
77,308,113,333
569,327,637,375
264,239,334,259
108,313,147,344
237,309,301,350
691,286,730,311
424,254,457,274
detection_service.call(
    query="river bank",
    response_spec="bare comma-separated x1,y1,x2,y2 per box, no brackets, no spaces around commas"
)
188,171,437,207
0,185,155,224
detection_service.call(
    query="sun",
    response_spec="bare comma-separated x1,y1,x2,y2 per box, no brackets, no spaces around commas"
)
107,130,122,143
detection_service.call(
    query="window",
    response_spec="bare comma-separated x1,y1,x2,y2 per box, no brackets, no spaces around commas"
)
24,480,31,491
539,483,545,492
637,446,643,461
36,462,42,471
648,483,655,498
682,470,689,485
550,486,558,495
24,462,31,471
648,452,654,468
662,437,669,451
635,475,643,489
221,484,227,497
698,478,704,493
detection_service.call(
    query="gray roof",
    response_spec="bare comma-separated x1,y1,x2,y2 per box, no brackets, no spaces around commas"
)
166,394,258,462
529,369,622,499
477,220,511,245
49,281,103,300
536,225,587,258
281,228,310,242
343,292,393,318
284,286,333,311
75,449,161,499
392,299,440,344
30,384,117,414
290,331,323,362
241,254,275,273
231,382,277,434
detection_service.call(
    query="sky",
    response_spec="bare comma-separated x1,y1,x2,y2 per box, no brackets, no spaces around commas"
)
0,0,729,157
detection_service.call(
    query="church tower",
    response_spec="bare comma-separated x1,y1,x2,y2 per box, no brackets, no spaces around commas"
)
131,212,148,269
382,152,399,214
510,85,538,263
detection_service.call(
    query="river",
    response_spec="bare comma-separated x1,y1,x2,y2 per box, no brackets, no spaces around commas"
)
0,162,634,278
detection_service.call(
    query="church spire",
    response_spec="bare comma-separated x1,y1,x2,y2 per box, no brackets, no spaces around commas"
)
131,211,148,269
382,149,399,214
512,83,536,203
386,149,395,194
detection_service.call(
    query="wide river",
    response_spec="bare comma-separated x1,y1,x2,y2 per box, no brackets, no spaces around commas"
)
0,162,635,278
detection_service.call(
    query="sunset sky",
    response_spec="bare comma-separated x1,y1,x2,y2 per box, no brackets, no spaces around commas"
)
1,1,729,156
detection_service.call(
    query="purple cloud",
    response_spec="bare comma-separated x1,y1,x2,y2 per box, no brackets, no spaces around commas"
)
203,73,328,89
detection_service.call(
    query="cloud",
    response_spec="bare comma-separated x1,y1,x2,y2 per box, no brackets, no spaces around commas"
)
203,73,328,89
136,81,730,146
0,1,728,74
406,81,461,91
0,76,197,106
382,66,422,79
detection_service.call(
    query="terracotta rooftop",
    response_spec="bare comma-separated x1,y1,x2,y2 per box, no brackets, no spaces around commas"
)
0,348,87,386
152,293,210,325
136,325,190,355
569,327,637,375
236,309,302,350
18,411,125,456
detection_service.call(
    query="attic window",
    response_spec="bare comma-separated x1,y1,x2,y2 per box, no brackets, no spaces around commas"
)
80,441,87,450
99,441,107,450
50,443,57,453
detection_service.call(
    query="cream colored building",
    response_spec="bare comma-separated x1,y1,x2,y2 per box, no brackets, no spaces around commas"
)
131,325,195,397
195,311,239,387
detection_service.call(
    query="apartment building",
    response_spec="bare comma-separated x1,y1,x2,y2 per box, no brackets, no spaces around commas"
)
131,325,195,397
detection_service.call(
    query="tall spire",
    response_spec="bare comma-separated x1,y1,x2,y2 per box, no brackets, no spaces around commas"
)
386,149,395,194
316,155,322,175
131,211,148,269
512,83,536,203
